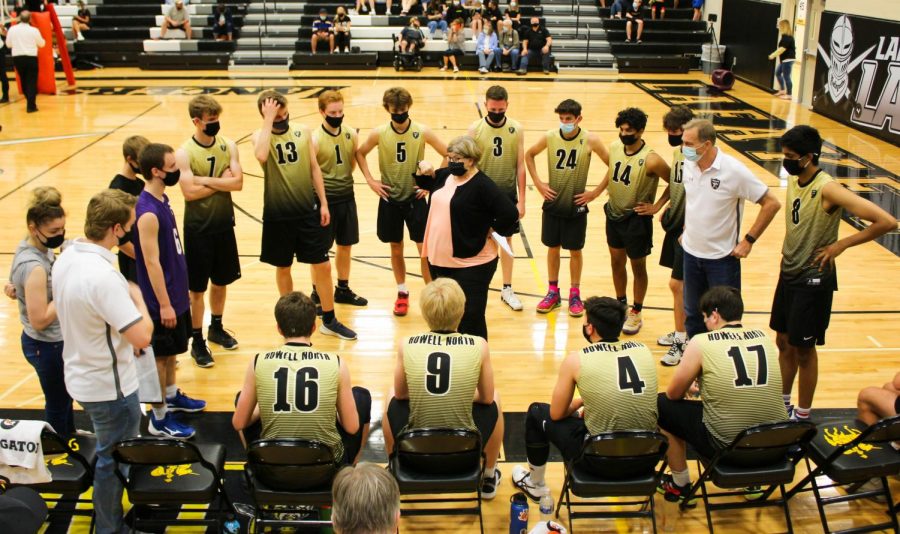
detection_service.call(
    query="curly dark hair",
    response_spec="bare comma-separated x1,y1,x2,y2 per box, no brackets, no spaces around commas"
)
615,107,648,131
662,106,694,132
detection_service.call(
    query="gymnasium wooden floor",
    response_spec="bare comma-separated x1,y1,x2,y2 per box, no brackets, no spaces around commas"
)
0,68,897,533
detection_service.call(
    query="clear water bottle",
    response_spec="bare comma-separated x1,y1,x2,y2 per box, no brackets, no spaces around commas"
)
539,493,554,522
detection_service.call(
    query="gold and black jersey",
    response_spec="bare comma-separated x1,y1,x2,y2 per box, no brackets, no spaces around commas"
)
471,117,521,195
605,140,659,221
263,128,318,221
781,170,842,289
577,340,658,435
376,121,427,202
661,148,686,233
181,136,235,234
314,125,357,204
543,128,593,218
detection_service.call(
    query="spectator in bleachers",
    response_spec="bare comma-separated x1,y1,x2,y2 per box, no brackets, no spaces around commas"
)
504,0,521,30
426,1,448,37
334,6,352,52
465,0,483,35
624,0,644,43
482,0,501,26
399,16,425,53
609,0,626,18
445,0,467,31
649,0,665,19
475,19,496,74
691,0,703,21
71,1,90,41
332,463,400,534
311,8,335,54
355,0,375,15
440,18,464,73
159,0,192,40
494,18,519,72
517,16,552,75
210,3,233,42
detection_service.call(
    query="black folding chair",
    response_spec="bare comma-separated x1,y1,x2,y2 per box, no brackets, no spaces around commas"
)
388,428,485,534
556,431,668,534
244,438,338,531
787,415,900,534
112,437,232,532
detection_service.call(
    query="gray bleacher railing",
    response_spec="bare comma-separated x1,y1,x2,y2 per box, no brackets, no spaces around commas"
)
584,24,590,66
258,22,264,61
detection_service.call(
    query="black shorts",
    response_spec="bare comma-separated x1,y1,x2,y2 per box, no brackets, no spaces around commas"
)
443,48,464,57
152,310,192,358
659,229,684,281
385,398,499,447
527,402,588,462
606,212,653,259
656,394,724,460
769,274,834,348
328,199,360,247
184,228,241,293
541,211,587,250
241,387,372,464
261,213,332,267
376,197,428,244
499,190,521,236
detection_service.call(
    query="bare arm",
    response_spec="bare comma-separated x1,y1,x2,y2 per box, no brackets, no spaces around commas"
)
634,152,671,215
393,344,409,400
309,131,331,227
23,266,57,331
732,189,781,258
574,133,610,205
549,353,580,421
423,127,449,165
176,149,217,202
136,212,176,328
355,129,391,199
232,359,258,431
474,342,494,405
525,135,556,200
666,339,702,400
336,360,361,434
515,127,526,218
200,140,244,192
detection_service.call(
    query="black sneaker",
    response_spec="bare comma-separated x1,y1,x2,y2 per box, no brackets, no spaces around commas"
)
334,286,368,306
481,468,502,500
190,340,215,368
208,326,239,350
657,473,697,507
310,290,323,316
320,319,358,340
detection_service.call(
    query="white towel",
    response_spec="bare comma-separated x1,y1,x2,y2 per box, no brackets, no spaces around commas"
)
0,420,53,484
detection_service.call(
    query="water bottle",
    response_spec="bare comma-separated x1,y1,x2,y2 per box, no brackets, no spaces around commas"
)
222,515,240,534
539,493,554,522
509,492,530,534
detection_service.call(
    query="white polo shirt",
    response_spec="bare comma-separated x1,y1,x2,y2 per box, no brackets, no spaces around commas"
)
4,23,45,57
682,148,769,260
52,240,143,403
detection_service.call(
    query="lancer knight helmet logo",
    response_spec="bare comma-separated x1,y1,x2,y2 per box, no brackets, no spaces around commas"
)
817,15,876,104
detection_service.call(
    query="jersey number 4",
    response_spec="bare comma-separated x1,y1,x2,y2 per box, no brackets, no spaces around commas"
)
555,149,578,170
617,356,646,394
425,352,451,395
727,345,768,387
273,366,320,412
275,142,299,165
611,161,632,186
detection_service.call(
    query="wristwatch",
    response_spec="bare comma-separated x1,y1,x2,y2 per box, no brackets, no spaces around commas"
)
744,233,757,244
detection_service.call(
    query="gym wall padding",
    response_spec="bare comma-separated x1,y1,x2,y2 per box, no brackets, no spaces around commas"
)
720,0,780,91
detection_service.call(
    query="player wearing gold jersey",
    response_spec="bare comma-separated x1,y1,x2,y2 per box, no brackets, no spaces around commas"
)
356,87,448,317
232,292,371,464
175,95,244,367
526,99,608,317
511,296,658,502
773,125,895,421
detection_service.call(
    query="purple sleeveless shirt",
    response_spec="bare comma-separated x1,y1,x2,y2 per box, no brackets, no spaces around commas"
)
133,191,190,319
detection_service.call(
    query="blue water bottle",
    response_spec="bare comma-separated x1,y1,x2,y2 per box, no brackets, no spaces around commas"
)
510,492,530,534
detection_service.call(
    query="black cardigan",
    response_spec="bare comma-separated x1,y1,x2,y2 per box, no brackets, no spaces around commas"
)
415,168,519,259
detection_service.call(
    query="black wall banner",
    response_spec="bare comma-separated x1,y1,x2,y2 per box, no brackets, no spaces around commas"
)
720,0,781,91
813,12,900,146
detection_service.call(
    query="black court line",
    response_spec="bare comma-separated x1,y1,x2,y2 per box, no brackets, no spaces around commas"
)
0,103,162,202
232,202,263,224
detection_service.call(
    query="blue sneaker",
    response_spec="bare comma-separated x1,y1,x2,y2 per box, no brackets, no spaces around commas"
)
148,412,196,440
166,389,207,413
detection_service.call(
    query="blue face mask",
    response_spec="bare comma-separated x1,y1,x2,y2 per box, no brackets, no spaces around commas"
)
560,122,576,134
682,145,701,162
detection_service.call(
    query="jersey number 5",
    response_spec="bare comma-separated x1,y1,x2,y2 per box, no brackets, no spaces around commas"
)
425,352,451,395
397,142,407,163
273,366,320,412
617,356,646,394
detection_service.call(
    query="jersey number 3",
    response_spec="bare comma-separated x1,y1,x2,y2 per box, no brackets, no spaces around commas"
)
273,366,320,412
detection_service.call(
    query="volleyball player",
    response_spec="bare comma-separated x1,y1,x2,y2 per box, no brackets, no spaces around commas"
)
109,135,150,283
468,85,526,311
311,90,367,308
774,125,896,420
356,87,448,317
525,98,608,317
584,107,670,335
252,90,357,341
382,278,505,499
176,95,243,367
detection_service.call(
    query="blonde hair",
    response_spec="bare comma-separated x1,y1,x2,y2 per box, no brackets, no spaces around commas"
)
778,19,793,36
683,118,717,145
84,189,136,241
187,95,223,119
420,278,466,332
446,135,483,163
332,463,400,534
318,89,344,111
26,187,65,228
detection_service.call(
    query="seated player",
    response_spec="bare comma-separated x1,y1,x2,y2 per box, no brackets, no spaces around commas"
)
511,296,658,501
232,292,371,465
857,371,900,426
657,286,788,503
382,278,505,499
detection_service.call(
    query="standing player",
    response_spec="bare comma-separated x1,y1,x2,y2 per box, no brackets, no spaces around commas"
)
136,143,207,440
311,90,368,308
175,95,243,368
252,90,357,341
356,87,448,316
774,125,896,420
525,99,608,317
582,107,670,335
468,85,526,311
656,106,693,365
109,135,150,283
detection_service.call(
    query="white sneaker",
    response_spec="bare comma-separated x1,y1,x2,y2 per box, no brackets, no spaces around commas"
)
622,309,643,335
657,331,675,346
660,342,684,366
501,286,523,311
512,465,550,503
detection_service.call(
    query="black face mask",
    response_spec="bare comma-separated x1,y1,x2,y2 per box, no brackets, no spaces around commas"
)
391,111,410,124
325,115,344,128
37,229,65,250
129,162,141,175
163,169,181,186
203,120,221,137
582,324,593,344
272,115,290,132
667,133,683,147
782,156,808,176
118,229,132,247
486,111,505,123
447,162,467,176
619,133,638,146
